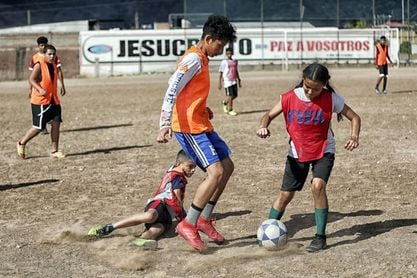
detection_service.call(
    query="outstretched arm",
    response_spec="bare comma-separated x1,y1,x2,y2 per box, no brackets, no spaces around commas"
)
257,98,283,138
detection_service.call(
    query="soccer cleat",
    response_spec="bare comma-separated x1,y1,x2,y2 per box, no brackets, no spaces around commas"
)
227,110,237,116
306,234,327,252
383,90,388,94
16,141,26,159
50,151,66,158
197,217,225,244
87,224,114,237
41,128,49,135
222,101,229,113
374,88,381,95
175,220,206,251
128,238,158,250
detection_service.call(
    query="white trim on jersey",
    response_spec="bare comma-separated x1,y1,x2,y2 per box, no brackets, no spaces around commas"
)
159,52,202,129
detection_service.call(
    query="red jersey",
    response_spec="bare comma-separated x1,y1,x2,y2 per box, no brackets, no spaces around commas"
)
281,89,333,162
148,170,187,219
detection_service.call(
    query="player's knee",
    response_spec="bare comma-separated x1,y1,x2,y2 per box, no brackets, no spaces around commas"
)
146,210,159,222
311,181,326,196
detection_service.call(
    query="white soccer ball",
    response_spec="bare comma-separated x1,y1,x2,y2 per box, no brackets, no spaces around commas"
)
257,219,288,250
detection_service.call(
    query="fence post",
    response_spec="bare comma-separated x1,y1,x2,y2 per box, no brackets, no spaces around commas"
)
94,58,99,77
16,47,26,81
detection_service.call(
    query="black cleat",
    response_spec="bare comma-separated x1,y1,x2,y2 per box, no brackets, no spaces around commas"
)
306,234,327,252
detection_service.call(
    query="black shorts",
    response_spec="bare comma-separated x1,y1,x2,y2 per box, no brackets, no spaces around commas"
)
378,64,388,76
225,84,238,97
144,200,173,231
281,153,335,192
31,103,62,130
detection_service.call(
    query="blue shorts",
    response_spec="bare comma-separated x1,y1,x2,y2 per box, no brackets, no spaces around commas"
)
174,131,231,170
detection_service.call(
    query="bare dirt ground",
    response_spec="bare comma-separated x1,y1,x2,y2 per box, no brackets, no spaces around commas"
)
1,67,417,277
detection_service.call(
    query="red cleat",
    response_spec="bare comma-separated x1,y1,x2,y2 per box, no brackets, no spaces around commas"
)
197,217,225,244
176,220,206,252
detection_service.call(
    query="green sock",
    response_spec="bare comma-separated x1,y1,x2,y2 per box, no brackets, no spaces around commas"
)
268,207,284,220
315,208,329,236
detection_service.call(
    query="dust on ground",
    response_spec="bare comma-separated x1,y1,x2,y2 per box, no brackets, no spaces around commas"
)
1,67,417,277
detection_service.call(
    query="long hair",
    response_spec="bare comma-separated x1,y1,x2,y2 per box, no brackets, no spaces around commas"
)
295,63,343,121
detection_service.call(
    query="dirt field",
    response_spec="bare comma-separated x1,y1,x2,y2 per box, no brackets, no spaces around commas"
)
1,66,417,277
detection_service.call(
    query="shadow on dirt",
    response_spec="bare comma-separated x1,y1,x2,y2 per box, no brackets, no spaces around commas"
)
66,144,152,157
0,178,60,191
285,209,384,238
62,123,133,133
213,209,252,220
390,89,417,94
237,109,269,115
327,218,417,248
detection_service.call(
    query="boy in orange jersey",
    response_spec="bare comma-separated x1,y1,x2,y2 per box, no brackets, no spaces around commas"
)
17,44,66,159
156,15,237,252
374,36,392,94
29,36,66,134
29,36,66,98
88,150,196,250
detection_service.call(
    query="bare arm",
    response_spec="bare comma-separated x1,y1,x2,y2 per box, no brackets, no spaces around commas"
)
341,104,361,151
256,99,283,138
29,63,46,96
173,188,186,220
58,67,66,96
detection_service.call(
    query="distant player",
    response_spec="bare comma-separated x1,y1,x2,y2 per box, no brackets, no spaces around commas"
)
218,47,241,116
374,36,392,94
88,150,196,249
17,44,66,159
29,36,66,97
257,63,361,252
157,15,237,252
29,36,66,134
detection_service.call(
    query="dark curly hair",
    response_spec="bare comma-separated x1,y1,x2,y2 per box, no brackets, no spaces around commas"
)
201,15,237,43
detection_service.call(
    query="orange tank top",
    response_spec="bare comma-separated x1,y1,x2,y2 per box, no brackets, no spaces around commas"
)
31,59,59,105
171,46,213,134
375,43,388,66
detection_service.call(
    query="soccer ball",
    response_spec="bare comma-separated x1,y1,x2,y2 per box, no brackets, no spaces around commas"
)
257,219,288,250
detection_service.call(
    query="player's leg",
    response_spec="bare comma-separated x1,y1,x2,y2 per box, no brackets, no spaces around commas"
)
140,223,165,240
226,84,238,115
382,65,388,93
174,132,227,250
129,208,169,250
269,156,309,220
196,132,234,243
306,153,334,252
375,67,384,94
222,88,229,113
49,104,65,157
88,200,161,237
17,104,45,159
113,209,158,229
